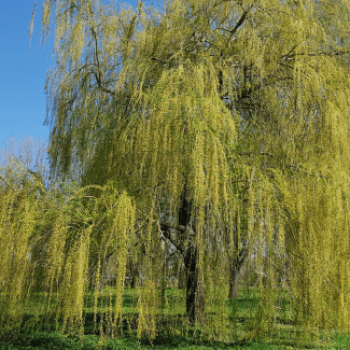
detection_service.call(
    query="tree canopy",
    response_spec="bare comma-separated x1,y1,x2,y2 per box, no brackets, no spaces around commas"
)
1,0,350,344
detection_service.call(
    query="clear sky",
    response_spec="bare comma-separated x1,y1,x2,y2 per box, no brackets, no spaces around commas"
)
0,0,163,181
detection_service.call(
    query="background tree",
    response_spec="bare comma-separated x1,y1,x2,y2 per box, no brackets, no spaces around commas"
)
1,0,348,341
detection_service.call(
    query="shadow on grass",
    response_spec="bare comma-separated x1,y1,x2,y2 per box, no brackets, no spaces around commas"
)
1,326,348,350
0,331,286,350
0,331,100,350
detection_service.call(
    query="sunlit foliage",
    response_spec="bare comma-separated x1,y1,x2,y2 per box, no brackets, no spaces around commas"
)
1,0,350,344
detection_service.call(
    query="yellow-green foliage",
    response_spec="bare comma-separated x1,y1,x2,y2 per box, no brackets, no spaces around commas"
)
1,0,349,342
0,158,136,335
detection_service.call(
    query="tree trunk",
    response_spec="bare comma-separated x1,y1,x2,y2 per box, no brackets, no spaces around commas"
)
184,244,198,323
229,247,248,299
178,183,204,323
229,262,243,298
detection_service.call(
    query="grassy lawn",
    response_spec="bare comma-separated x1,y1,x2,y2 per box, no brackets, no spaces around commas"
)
1,287,349,350
1,331,349,350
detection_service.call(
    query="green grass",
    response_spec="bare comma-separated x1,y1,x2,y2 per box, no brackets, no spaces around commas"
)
1,287,349,350
1,331,349,350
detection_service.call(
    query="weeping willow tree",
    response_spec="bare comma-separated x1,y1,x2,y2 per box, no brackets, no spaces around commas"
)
1,0,350,342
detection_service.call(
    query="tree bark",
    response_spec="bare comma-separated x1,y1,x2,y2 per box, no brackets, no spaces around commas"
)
229,247,248,299
177,183,203,323
184,244,198,323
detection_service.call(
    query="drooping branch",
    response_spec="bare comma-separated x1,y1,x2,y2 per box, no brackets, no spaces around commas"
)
90,27,115,96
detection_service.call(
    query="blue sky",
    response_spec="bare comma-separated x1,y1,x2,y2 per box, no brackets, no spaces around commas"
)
0,0,53,170
0,0,163,181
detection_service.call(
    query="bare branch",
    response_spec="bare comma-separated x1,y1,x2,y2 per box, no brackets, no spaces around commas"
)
228,5,253,40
